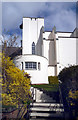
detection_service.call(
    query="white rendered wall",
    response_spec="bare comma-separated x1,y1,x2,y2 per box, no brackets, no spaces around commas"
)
43,31,72,39
22,18,30,54
56,32,72,38
43,30,57,76
22,18,44,55
43,39,49,60
76,38,78,64
43,39,57,76
57,38,76,75
56,40,59,64
43,31,56,65
43,32,51,39
14,55,48,84
48,66,55,76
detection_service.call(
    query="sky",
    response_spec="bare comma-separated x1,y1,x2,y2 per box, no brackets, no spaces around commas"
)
2,2,76,46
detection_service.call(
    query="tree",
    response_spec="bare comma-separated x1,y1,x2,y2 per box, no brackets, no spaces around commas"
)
1,30,22,59
1,53,31,107
1,30,19,47
58,65,78,119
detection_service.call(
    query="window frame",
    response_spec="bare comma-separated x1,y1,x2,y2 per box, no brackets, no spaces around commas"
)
38,62,40,70
21,62,23,70
32,42,35,55
25,62,37,70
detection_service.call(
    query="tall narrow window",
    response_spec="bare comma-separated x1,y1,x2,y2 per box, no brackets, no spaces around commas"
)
38,62,40,70
32,42,35,54
21,62,23,70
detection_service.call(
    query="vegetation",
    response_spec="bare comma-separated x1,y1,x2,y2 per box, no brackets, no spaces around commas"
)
48,76,59,85
32,84,59,92
32,77,59,102
0,53,31,108
32,77,59,92
2,29,19,47
58,65,78,119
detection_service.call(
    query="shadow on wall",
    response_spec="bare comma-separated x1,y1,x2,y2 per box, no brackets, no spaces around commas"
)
48,30,56,66
48,30,57,76
35,26,44,56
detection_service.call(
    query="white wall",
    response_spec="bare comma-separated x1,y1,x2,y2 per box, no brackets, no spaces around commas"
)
43,39,49,60
59,38,76,65
76,38,78,64
48,66,55,76
14,55,48,84
43,39,56,76
43,32,51,39
22,17,44,55
56,32,72,38
22,17,77,78
56,40,59,64
57,37,76,75
22,18,30,54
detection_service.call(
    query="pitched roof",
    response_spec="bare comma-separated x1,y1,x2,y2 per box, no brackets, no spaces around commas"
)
71,28,78,37
2,46,22,59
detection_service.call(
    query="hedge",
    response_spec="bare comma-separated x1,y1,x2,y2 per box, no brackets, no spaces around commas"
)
48,76,59,85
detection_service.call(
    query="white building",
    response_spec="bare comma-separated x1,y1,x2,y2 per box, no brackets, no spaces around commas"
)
14,17,78,84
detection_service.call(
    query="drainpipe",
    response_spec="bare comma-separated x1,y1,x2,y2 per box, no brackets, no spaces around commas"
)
52,27,57,76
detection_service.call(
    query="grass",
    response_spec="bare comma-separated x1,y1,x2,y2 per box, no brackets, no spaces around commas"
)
31,84,59,92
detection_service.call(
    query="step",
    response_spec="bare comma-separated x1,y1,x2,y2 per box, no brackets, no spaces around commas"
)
29,118,49,120
30,118,63,120
30,107,64,112
36,99,56,103
30,103,63,107
30,112,63,117
30,118,56,120
30,118,64,120
35,90,55,102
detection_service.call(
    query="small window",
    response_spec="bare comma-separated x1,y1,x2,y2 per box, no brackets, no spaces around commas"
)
21,62,23,70
32,42,35,54
25,62,37,70
38,62,40,70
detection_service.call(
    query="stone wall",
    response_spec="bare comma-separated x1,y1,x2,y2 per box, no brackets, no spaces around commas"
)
2,105,27,119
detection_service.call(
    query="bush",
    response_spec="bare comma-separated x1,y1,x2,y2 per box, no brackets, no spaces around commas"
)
58,65,78,119
48,76,59,85
1,53,31,107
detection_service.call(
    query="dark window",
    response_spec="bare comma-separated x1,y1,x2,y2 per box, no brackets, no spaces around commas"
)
32,42,35,54
21,62,23,70
38,62,40,70
25,62,37,70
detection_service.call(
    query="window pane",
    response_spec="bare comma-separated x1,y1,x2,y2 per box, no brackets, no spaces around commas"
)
21,62,23,70
29,62,32,68
25,62,37,70
25,62,28,68
32,42,35,54
38,62,40,70
33,62,36,69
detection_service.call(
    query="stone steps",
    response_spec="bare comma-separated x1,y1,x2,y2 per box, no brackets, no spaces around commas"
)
30,112,63,117
30,103,63,107
29,87,64,120
30,87,56,103
29,102,64,120
30,118,63,120
30,107,64,112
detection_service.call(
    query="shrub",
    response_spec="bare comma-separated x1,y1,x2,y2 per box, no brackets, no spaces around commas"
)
48,76,59,85
1,53,31,107
58,65,78,119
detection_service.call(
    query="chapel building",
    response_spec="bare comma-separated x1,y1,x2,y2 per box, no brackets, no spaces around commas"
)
14,17,78,84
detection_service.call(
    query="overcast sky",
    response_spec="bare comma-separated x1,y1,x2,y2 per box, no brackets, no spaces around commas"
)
2,2,76,45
